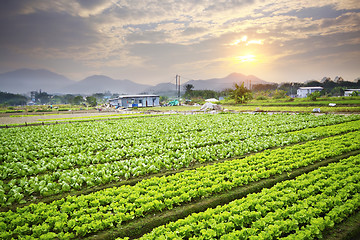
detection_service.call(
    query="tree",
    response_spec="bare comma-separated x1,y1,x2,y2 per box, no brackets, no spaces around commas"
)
252,83,278,92
159,95,169,104
35,91,50,104
272,89,287,99
305,81,322,87
183,84,194,98
184,84,194,92
351,91,359,96
330,87,344,97
86,96,97,107
72,96,84,105
308,91,321,101
229,82,253,104
0,92,28,106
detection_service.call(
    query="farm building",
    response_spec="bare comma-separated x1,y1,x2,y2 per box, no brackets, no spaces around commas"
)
297,87,323,98
344,89,360,97
109,94,160,108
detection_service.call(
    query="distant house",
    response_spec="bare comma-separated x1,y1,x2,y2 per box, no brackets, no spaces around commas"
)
344,89,360,97
297,87,323,98
109,94,160,108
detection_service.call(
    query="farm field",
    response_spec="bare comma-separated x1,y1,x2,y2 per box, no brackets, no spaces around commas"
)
1,113,360,239
0,111,165,126
141,105,360,113
225,105,360,113
244,96,360,106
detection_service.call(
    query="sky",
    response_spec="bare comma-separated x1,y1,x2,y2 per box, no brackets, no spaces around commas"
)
0,0,359,85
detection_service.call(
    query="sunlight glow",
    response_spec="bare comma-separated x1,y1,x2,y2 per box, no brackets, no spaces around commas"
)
235,54,256,63
229,36,263,46
246,40,263,46
230,36,248,45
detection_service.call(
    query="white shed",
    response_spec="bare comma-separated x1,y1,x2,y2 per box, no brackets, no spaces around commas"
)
109,95,160,108
297,87,323,98
344,89,360,97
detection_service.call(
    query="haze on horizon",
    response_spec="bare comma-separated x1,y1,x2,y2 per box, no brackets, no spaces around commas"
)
0,0,359,85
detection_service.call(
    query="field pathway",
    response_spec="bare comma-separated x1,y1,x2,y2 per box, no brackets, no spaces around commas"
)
0,110,136,125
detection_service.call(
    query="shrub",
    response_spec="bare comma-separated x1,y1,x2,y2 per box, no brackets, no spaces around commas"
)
256,95,268,100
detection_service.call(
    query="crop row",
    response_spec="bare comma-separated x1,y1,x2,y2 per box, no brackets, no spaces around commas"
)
128,154,360,240
1,114,348,163
0,131,359,239
1,114,358,180
2,119,360,206
1,119,360,207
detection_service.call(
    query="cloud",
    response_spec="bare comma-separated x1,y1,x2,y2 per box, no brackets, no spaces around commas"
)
0,11,99,49
0,0,359,83
205,0,256,12
182,27,207,36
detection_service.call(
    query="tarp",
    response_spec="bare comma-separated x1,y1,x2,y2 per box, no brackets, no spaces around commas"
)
200,102,222,111
205,98,219,102
168,100,179,106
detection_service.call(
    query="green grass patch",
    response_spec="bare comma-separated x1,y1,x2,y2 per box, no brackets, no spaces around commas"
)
224,105,360,112
39,113,146,121
142,106,200,111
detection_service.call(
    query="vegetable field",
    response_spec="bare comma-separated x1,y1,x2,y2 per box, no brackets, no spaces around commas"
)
1,113,360,239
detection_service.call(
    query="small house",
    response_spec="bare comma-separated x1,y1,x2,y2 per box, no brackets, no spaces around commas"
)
297,87,323,98
344,89,360,97
109,95,160,108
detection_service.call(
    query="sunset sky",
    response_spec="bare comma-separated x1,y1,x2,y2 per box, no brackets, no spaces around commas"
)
0,0,359,84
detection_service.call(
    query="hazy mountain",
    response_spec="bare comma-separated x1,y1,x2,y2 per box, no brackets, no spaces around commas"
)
0,68,74,94
0,69,269,95
61,75,151,94
183,73,268,91
145,82,177,96
146,73,269,95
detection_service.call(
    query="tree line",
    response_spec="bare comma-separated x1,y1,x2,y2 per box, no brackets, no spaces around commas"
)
0,91,116,106
182,76,360,104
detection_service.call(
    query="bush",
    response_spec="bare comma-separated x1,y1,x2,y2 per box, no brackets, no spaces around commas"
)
5,110,24,113
307,91,321,101
272,90,287,99
229,83,253,104
35,109,52,112
256,95,268,100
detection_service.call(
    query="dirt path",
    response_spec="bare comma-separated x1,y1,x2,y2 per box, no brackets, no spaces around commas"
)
0,111,137,125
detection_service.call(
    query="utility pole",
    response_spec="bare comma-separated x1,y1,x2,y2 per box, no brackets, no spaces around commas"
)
178,75,180,98
175,75,178,96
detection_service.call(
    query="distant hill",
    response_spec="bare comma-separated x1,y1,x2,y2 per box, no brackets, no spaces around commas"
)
0,69,270,95
61,75,151,95
146,73,269,95
145,82,178,96
0,69,74,94
183,73,268,91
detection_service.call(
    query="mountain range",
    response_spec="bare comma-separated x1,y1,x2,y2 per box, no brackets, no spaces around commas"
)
0,69,269,95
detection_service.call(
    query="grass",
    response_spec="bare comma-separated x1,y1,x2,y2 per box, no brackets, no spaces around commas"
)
141,106,200,111
0,113,179,128
38,113,146,121
141,105,360,113
142,96,360,113
248,96,360,104
224,106,360,112
0,105,96,114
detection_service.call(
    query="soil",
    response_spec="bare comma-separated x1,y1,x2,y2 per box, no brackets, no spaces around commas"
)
0,110,140,125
